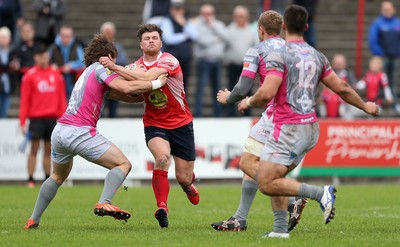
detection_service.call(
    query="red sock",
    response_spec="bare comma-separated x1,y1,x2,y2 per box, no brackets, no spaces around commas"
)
191,172,196,184
152,169,169,208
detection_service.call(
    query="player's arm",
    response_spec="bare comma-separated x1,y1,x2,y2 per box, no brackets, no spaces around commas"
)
218,47,259,104
237,74,281,113
108,74,167,94
100,56,166,80
217,77,254,105
321,71,379,116
226,76,255,103
108,89,144,103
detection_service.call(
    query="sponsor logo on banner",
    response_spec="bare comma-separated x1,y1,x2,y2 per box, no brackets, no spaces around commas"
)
304,120,400,167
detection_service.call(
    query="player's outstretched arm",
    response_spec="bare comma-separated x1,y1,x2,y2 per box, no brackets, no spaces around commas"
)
217,76,254,104
99,56,165,81
322,72,379,116
108,89,144,103
108,74,167,95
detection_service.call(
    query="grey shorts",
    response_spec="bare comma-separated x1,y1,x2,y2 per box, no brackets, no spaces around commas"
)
51,124,112,164
260,122,319,166
244,111,273,156
248,110,273,144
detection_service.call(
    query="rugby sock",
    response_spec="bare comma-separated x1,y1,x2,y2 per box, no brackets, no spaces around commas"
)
191,172,196,184
233,179,258,220
30,177,60,223
298,183,324,201
152,169,169,208
98,167,126,204
272,210,289,233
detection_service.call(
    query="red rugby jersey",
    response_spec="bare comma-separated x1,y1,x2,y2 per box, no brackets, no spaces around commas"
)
135,52,193,129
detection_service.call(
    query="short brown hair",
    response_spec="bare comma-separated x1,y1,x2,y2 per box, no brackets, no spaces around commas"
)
284,5,308,35
136,23,163,41
84,33,117,67
258,10,282,36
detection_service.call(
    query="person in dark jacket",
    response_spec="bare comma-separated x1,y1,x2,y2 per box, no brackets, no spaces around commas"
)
49,25,85,100
160,0,198,92
368,0,400,113
33,0,66,46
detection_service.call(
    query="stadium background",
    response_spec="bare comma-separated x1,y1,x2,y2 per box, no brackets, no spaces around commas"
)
10,0,399,118
2,0,398,184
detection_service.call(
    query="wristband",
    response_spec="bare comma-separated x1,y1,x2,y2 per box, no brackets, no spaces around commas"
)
151,79,162,90
246,97,253,107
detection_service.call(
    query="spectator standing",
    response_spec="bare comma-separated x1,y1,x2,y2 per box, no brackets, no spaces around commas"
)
356,56,393,109
19,44,67,187
0,26,19,118
160,0,198,92
293,0,318,48
368,0,400,113
0,0,24,46
100,21,129,118
33,0,66,46
50,25,85,100
224,5,258,117
13,22,41,78
193,3,228,117
320,54,356,118
142,0,171,25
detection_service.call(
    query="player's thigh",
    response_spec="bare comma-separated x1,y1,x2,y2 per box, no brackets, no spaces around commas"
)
94,144,131,170
174,156,194,175
240,151,260,179
258,160,288,182
145,126,171,161
147,137,171,159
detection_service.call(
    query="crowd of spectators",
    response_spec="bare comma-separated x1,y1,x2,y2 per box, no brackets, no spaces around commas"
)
0,0,399,118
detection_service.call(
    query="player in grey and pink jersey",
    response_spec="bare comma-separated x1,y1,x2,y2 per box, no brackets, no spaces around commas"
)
24,33,167,229
213,10,306,232
238,5,379,238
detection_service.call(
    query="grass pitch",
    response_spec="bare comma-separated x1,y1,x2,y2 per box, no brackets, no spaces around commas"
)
1,183,399,247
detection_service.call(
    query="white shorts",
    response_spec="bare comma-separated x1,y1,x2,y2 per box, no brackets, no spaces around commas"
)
260,122,319,166
51,124,112,164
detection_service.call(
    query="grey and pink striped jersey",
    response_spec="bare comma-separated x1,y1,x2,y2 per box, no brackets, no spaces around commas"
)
265,40,332,124
58,62,119,128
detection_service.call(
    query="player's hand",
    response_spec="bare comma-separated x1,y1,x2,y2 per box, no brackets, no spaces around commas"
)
364,101,379,116
237,97,250,114
99,56,116,70
158,73,168,87
217,89,230,104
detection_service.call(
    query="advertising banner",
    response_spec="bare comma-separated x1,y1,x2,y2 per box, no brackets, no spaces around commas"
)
301,119,400,177
1,118,399,180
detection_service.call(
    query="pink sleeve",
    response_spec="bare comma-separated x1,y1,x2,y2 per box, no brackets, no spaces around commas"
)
104,73,120,86
266,69,284,78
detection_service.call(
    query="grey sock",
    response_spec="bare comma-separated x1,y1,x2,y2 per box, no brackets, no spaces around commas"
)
30,177,60,223
233,179,258,221
273,210,288,233
298,183,324,201
98,167,126,204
